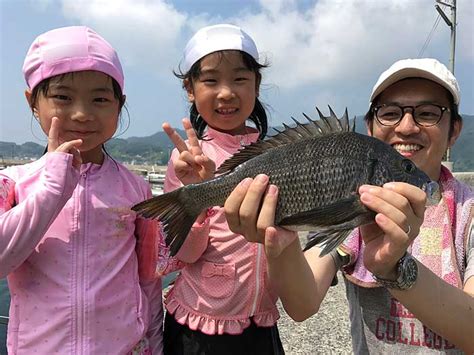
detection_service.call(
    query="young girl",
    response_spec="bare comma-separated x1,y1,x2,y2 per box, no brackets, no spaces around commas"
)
0,26,163,354
158,24,284,355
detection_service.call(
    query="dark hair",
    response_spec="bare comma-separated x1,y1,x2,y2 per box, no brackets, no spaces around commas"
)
29,72,127,161
175,50,268,140
365,83,462,139
28,72,126,111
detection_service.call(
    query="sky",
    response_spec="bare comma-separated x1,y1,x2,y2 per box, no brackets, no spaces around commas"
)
1,0,473,145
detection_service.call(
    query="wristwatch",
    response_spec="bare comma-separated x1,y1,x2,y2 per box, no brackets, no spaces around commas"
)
330,247,351,270
373,252,418,290
329,247,351,286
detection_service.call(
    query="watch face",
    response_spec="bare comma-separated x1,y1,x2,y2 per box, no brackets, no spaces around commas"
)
400,255,418,288
373,253,418,290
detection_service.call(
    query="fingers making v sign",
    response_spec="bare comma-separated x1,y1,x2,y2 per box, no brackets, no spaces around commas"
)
162,118,216,186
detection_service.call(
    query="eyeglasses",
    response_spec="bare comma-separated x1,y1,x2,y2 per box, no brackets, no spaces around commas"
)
373,103,450,127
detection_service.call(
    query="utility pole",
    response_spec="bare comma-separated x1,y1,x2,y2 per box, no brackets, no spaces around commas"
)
435,0,456,168
436,0,457,73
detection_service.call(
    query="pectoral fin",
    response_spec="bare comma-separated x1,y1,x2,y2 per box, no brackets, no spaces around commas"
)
278,196,368,228
277,196,375,256
303,210,374,256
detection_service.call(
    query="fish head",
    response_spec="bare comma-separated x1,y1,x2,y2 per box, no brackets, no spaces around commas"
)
391,157,433,190
368,141,436,197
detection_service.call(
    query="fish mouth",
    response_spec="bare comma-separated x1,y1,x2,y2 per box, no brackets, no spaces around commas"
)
422,181,439,199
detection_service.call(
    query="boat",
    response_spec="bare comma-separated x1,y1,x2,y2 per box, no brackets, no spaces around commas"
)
147,170,166,196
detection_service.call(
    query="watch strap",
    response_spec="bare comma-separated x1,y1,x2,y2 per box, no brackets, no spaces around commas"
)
373,252,418,290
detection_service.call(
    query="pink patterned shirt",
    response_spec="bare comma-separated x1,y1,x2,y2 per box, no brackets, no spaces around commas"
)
160,127,280,335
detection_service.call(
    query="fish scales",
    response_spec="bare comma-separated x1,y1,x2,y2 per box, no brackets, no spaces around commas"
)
180,133,362,219
133,107,432,256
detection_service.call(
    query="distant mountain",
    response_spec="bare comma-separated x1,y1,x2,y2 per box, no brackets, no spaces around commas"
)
0,141,44,160
0,131,178,166
451,114,474,171
1,115,473,170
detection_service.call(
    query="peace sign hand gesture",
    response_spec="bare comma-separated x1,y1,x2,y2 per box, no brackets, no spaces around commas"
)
163,118,216,186
48,117,83,169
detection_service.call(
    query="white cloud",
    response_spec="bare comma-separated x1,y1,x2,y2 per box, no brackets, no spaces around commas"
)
60,0,187,76
14,0,472,135
52,0,472,89
237,0,470,89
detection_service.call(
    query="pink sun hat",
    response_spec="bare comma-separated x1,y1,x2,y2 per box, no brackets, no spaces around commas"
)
22,26,124,92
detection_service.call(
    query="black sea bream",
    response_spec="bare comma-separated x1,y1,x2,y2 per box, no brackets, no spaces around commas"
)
133,107,432,256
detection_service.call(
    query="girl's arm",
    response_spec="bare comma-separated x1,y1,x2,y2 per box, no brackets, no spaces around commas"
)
359,183,474,353
0,152,79,278
1,118,81,278
134,193,164,353
224,174,337,321
161,120,214,263
140,278,164,354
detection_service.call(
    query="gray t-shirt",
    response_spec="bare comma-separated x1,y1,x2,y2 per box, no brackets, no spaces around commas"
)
344,221,473,354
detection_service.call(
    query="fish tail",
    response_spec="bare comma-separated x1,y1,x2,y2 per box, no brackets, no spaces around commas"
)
132,188,202,256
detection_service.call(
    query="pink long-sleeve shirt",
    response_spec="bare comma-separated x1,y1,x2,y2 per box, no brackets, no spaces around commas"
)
0,152,163,354
162,127,280,335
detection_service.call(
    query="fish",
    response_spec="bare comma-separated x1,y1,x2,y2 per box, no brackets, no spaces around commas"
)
132,107,433,257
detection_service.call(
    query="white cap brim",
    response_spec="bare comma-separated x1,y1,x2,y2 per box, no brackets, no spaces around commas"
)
370,58,460,105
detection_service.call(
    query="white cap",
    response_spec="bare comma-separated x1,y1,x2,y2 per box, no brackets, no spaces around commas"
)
370,58,460,105
181,24,259,72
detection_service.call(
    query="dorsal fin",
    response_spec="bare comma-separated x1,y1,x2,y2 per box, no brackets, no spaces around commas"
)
216,106,355,174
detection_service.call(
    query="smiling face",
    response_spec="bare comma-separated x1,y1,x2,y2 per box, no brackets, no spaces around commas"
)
368,78,462,181
186,50,259,136
26,70,122,164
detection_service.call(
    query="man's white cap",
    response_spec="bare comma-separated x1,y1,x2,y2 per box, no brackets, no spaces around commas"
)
370,58,460,105
181,24,259,72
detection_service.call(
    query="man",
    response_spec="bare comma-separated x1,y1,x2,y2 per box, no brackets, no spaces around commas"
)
223,58,474,353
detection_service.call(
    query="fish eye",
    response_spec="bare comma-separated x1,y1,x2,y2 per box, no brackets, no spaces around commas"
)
401,159,416,173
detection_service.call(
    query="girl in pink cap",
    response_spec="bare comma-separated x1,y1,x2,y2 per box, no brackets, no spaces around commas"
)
0,26,163,354
153,24,284,354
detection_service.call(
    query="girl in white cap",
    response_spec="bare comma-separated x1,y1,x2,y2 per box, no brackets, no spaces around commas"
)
0,26,163,354
157,24,284,354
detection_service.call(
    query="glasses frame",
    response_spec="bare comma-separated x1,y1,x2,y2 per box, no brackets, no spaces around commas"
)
373,103,450,127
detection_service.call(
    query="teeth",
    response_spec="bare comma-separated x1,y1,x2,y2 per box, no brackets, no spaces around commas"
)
392,143,421,153
217,108,237,114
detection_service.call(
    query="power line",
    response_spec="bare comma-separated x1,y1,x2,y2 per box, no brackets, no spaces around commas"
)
418,12,443,57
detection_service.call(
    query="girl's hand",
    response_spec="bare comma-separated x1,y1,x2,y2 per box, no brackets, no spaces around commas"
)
48,117,82,169
163,119,215,185
358,182,427,279
224,174,298,259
